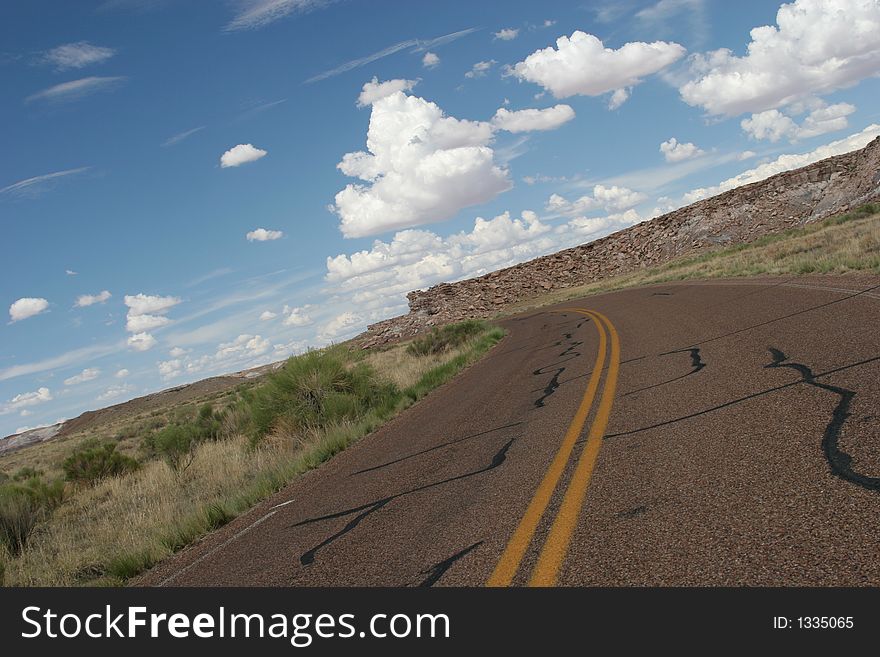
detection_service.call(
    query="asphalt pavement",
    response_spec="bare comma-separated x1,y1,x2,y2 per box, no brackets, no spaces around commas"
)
138,276,880,587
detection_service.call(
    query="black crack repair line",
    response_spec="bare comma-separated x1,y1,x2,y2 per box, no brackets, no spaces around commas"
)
534,367,565,408
765,348,880,491
623,347,706,397
559,340,583,357
617,281,880,366
532,320,590,407
292,439,515,565
605,348,880,493
605,353,880,440
533,350,583,408
415,541,484,587
350,422,522,476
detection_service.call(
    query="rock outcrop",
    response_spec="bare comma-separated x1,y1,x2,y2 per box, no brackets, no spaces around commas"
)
360,137,880,347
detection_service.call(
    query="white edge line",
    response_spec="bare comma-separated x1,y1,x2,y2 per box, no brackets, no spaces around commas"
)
157,509,278,587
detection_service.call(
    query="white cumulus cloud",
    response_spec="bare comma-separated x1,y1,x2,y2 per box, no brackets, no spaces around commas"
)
125,313,171,332
158,359,183,381
683,123,880,204
491,104,575,133
215,334,271,360
115,369,130,378
283,305,314,327
123,294,180,351
680,0,880,117
9,298,49,323
511,30,685,102
246,228,284,241
1,387,53,416
741,103,856,142
494,28,520,41
127,332,158,352
64,368,100,386
220,143,267,168
124,293,181,317
259,310,277,321
75,290,111,307
319,312,364,343
357,77,418,107
607,87,630,110
331,90,511,238
325,208,642,314
422,52,440,68
465,60,497,78
97,383,134,402
659,137,704,162
547,185,647,216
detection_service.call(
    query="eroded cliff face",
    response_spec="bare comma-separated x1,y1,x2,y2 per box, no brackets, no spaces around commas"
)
360,137,880,346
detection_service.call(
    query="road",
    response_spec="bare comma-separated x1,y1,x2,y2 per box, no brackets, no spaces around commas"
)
140,276,880,586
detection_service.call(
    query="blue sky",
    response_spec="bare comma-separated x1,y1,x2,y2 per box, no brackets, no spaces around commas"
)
2,0,880,436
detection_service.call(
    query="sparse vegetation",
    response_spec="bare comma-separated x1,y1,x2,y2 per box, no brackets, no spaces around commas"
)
0,472,65,556
406,319,486,356
61,440,140,487
233,347,401,448
0,320,504,585
143,404,227,477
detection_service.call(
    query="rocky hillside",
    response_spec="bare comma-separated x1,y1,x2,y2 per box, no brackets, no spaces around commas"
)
361,136,880,346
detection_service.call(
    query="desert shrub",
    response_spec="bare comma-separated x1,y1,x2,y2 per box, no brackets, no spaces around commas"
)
139,432,158,457
406,320,487,356
142,404,227,474
237,348,401,446
62,439,140,486
12,467,42,482
153,424,200,476
0,474,65,556
195,403,225,441
0,490,41,556
15,475,65,511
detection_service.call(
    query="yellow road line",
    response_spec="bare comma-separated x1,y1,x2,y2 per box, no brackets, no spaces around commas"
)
486,308,607,587
529,309,620,586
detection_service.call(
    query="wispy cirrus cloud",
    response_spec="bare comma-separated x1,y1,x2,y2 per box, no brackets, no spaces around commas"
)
235,98,287,122
39,41,116,70
161,126,206,147
0,167,91,198
0,341,124,382
25,76,126,104
636,0,709,46
225,0,339,32
305,27,479,83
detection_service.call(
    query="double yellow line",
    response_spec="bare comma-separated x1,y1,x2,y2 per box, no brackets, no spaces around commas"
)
487,308,620,587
